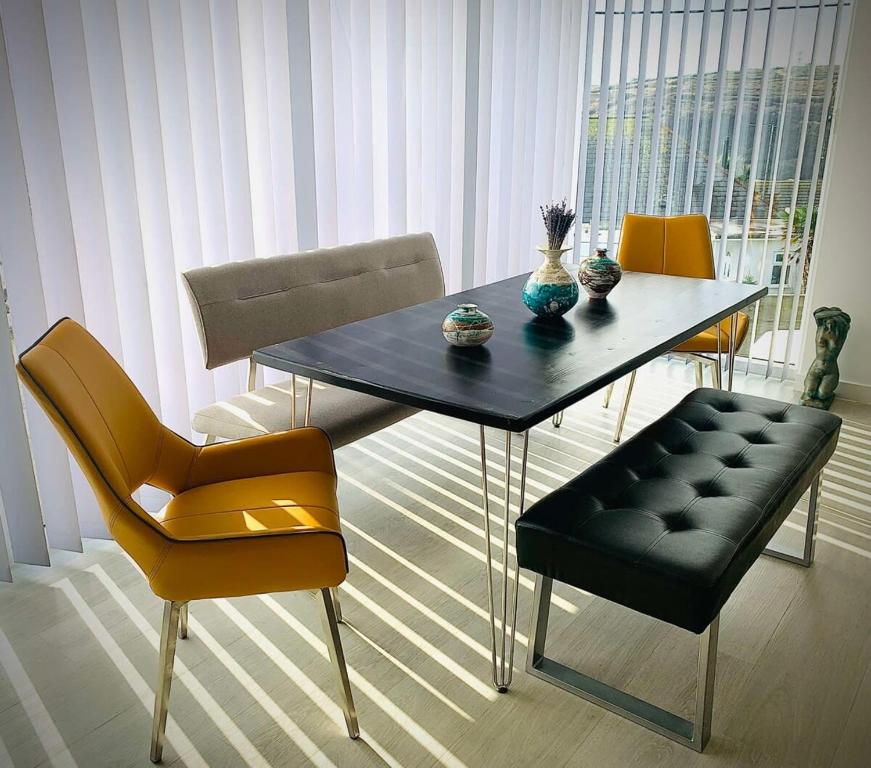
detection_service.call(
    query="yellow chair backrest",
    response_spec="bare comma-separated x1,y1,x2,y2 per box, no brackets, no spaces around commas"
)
16,319,196,568
616,213,715,279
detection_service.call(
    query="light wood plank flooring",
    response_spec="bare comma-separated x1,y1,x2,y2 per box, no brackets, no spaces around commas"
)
1,361,869,768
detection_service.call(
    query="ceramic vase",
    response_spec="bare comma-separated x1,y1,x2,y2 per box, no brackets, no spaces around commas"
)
578,247,622,300
522,246,579,319
442,303,494,347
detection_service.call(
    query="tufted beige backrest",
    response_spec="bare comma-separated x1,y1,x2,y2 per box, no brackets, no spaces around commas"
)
182,233,445,369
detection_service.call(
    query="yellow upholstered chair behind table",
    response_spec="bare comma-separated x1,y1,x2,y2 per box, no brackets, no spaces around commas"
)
16,318,359,763
604,213,749,442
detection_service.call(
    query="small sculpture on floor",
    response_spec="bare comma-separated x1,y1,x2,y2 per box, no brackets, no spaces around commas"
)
801,306,851,410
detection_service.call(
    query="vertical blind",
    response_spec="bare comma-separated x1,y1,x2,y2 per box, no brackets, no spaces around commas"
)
0,0,852,567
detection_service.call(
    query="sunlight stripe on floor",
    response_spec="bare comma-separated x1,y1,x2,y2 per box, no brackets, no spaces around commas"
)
50,579,208,768
0,628,78,768
86,565,271,768
259,595,470,768
0,732,14,767
211,599,403,768
341,474,577,614
339,582,498,700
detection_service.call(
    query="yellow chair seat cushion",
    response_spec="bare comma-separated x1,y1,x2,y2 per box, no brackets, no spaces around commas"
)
148,470,346,602
672,312,750,354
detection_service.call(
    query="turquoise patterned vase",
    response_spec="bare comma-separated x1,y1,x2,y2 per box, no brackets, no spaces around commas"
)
522,246,579,319
579,247,622,300
442,303,494,347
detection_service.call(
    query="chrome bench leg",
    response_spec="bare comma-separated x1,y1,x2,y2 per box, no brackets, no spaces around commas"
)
551,411,564,428
763,472,821,567
479,426,529,692
526,574,719,753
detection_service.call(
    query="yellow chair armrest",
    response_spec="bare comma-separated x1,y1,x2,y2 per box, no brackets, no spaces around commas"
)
184,427,336,490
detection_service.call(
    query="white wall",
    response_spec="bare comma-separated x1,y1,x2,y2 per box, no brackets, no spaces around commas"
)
799,0,871,402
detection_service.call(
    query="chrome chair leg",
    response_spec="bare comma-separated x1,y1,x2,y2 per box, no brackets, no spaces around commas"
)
150,601,182,763
551,411,564,428
526,574,720,752
613,370,636,444
318,588,359,739
694,361,704,389
330,586,344,624
763,472,822,567
204,434,217,446
603,382,615,409
177,603,188,640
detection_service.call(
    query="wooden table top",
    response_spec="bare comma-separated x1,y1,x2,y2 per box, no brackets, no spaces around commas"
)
255,271,766,432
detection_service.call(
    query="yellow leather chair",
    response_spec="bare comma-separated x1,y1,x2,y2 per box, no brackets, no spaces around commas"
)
604,213,749,442
17,319,358,762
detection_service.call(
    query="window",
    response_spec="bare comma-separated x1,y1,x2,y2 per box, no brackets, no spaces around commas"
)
571,0,851,378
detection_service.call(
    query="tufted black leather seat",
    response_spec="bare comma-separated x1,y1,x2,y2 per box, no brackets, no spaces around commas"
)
516,388,841,633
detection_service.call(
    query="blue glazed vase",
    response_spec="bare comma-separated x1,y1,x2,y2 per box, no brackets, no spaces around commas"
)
442,303,495,347
522,246,579,319
578,247,622,300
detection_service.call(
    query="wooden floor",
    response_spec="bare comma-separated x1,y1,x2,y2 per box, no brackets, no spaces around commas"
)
1,361,870,768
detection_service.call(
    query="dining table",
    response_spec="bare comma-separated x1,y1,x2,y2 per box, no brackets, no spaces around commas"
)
254,270,767,692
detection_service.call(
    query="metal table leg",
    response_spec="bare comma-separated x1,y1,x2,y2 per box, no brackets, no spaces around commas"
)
479,426,529,692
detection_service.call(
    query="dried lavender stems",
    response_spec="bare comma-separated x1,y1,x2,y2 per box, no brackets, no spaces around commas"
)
540,199,576,250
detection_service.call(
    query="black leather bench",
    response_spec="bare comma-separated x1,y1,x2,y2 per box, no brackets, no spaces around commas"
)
516,388,841,751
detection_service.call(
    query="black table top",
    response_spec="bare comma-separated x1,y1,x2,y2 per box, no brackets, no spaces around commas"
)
255,272,766,432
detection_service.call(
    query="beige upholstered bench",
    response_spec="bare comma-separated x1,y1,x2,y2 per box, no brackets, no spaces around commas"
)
182,233,445,446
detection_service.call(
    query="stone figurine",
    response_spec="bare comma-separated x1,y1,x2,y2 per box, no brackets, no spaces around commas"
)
801,306,851,410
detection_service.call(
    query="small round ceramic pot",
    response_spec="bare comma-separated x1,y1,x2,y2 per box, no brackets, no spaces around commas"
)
578,247,622,299
522,246,579,319
442,303,495,347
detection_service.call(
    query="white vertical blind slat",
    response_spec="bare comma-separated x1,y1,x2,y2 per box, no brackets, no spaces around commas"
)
285,0,318,250
683,0,713,214
735,0,779,285
237,0,277,259
386,0,408,237
572,0,597,262
448,0,467,290
664,1,692,216
589,0,615,251
715,0,757,278
262,0,298,254
626,0,652,216
644,0,671,215
702,0,735,223
2,0,83,552
607,0,633,252
0,261,47,567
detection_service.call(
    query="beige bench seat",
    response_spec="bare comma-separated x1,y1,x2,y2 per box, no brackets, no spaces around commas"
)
183,233,444,446
192,379,416,447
